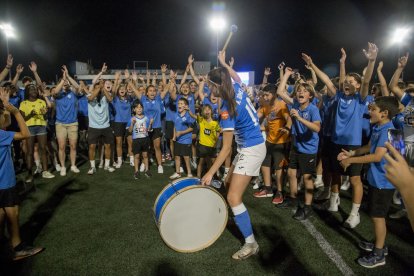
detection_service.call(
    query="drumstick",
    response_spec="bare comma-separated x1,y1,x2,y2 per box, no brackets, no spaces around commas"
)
222,24,238,52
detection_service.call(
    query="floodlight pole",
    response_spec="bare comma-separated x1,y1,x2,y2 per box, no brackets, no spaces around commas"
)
216,30,219,67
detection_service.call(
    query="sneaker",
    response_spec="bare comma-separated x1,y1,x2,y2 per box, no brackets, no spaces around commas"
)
158,165,164,174
293,206,312,220
162,154,166,162
41,171,55,179
359,241,388,256
134,171,140,179
179,167,184,173
114,162,122,169
392,190,402,205
340,176,350,190
190,158,197,169
60,167,67,176
272,192,284,205
87,167,96,175
70,166,80,173
232,242,259,260
13,243,44,261
34,166,42,175
98,161,104,169
328,195,340,212
144,170,152,178
253,188,274,198
25,174,34,183
140,163,146,172
169,172,181,180
130,159,135,167
315,188,331,201
357,251,386,268
389,209,407,219
252,183,261,190
104,166,115,172
55,163,62,172
277,197,298,209
344,213,360,228
314,178,324,189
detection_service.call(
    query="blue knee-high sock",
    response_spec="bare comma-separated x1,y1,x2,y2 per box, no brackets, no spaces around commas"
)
232,203,255,243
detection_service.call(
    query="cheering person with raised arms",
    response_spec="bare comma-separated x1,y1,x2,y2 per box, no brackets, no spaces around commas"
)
201,51,265,260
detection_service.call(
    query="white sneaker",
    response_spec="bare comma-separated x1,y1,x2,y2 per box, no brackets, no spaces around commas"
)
98,161,104,169
393,190,402,205
328,195,340,212
42,171,55,179
34,166,42,175
344,213,360,228
340,176,350,190
158,165,164,174
60,167,67,177
169,172,181,180
232,242,259,260
190,158,197,169
104,166,115,172
389,209,407,219
70,166,80,173
314,178,324,189
114,162,122,169
140,163,146,172
179,167,184,173
129,159,134,167
88,167,96,175
55,164,62,172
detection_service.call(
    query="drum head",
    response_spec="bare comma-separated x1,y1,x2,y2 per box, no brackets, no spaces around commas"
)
159,186,228,252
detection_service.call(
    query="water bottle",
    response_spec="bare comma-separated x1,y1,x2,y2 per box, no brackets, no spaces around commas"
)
211,180,222,189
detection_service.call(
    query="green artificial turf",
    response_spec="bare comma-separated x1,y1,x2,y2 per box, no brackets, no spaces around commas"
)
2,161,414,275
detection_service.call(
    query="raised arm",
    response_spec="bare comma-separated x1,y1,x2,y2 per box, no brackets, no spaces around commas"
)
262,67,271,86
278,62,285,81
302,53,337,97
62,65,80,90
389,53,408,99
188,55,200,85
168,70,178,100
0,88,30,140
376,61,389,96
29,62,44,92
218,51,241,83
0,54,13,82
161,64,168,86
111,71,121,95
360,42,378,100
180,64,189,87
92,63,107,84
276,67,294,106
339,48,346,90
198,76,206,102
12,64,24,87
305,64,318,86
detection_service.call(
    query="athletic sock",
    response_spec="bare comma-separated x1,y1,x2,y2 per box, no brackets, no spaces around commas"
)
104,159,110,168
350,203,361,215
117,157,122,164
90,160,96,168
232,203,255,244
316,175,322,182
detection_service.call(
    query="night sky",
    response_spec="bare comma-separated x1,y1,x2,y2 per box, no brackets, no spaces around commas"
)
1,0,414,84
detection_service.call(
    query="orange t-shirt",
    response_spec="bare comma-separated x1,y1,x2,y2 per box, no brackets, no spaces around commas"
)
259,100,290,144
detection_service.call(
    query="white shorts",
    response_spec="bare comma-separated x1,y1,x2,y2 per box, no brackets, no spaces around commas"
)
232,143,266,176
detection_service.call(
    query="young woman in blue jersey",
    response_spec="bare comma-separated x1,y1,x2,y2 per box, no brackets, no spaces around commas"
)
277,67,321,219
302,43,378,228
201,51,266,260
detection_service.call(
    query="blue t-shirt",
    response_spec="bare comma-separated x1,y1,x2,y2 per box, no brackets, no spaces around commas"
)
113,96,132,123
320,95,336,137
0,130,16,189
362,95,375,140
289,101,321,154
219,83,264,148
55,90,78,124
367,121,395,189
177,94,196,114
164,93,177,122
392,113,405,130
126,115,150,139
77,94,88,116
332,91,368,146
174,111,195,144
142,94,162,128
18,88,25,101
203,97,219,121
8,96,21,130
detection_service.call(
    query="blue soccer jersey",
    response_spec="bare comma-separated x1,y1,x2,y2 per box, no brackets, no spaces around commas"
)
401,92,414,143
392,112,404,130
164,93,177,122
142,94,162,128
367,121,395,189
0,130,16,189
174,111,195,144
176,94,196,114
77,94,88,116
290,101,321,154
219,83,264,148
127,115,150,139
332,91,368,146
320,94,336,137
113,96,132,123
55,90,78,124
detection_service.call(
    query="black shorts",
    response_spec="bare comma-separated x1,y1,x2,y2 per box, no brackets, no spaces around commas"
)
192,121,199,135
367,185,394,218
149,128,163,141
133,137,150,154
333,144,362,176
174,142,192,157
88,127,114,145
288,147,317,176
78,115,89,131
165,121,174,140
0,186,19,208
112,122,127,137
47,124,56,141
321,136,335,172
197,144,216,158
262,141,289,170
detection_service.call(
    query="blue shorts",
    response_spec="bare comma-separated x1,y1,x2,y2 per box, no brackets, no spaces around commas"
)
29,125,47,137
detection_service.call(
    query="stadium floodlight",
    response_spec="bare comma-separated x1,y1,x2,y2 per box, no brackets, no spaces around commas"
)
390,27,411,45
0,23,17,79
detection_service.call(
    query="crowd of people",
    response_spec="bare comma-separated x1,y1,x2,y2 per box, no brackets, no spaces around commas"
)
1,43,414,267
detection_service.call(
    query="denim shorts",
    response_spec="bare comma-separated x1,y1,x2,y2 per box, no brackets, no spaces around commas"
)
29,125,47,136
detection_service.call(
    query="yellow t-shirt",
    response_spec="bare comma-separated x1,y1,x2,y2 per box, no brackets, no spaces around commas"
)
197,115,220,147
19,99,47,127
259,100,290,144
